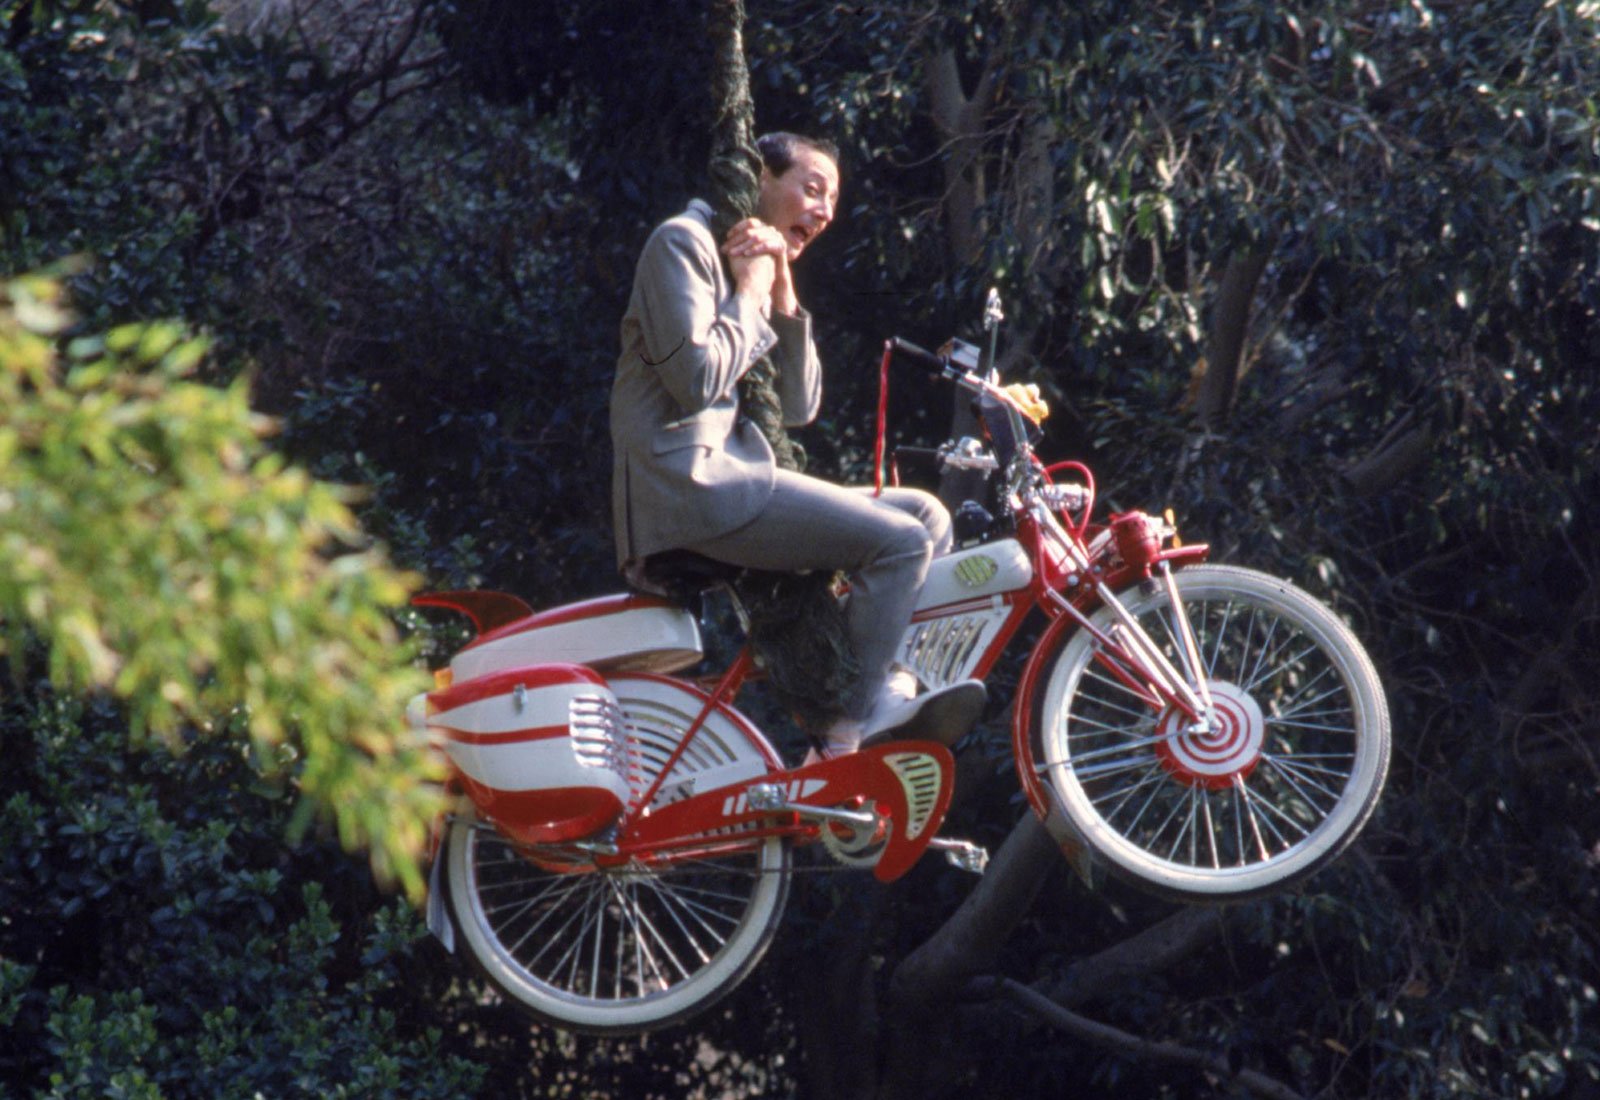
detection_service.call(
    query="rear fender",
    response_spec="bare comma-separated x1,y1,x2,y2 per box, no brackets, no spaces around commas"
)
426,663,629,845
413,590,534,635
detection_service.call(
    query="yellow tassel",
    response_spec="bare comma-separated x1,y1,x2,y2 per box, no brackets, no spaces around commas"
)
1002,382,1049,424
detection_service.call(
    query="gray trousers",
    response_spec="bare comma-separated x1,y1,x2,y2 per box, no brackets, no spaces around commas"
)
684,469,951,719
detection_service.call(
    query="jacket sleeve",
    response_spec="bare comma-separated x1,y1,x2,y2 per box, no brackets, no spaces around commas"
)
632,219,779,416
768,308,823,428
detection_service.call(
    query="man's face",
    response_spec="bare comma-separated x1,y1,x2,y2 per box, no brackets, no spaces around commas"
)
756,146,840,262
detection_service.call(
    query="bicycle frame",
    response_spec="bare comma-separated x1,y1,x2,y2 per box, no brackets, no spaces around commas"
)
570,616,978,881
418,335,1219,888
417,594,967,884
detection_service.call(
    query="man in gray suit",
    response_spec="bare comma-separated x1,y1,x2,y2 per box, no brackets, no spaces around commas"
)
611,132,982,756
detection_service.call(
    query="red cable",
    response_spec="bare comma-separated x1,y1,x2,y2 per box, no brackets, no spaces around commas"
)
874,341,892,496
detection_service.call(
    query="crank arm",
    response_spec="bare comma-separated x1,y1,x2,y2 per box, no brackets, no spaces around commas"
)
928,836,989,874
745,783,879,829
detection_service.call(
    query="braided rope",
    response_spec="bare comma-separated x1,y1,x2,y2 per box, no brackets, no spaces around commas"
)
706,0,805,474
704,0,856,730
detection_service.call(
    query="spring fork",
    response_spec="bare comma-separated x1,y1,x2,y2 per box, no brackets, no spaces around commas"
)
1035,506,1206,722
1089,578,1208,719
1158,561,1214,712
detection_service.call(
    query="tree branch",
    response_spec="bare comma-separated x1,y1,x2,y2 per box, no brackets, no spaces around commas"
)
1339,411,1432,497
889,812,1060,1003
1041,904,1235,1008
980,976,1310,1100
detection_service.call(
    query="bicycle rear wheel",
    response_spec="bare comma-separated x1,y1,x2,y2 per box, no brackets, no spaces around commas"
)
443,676,790,1034
1036,564,1388,902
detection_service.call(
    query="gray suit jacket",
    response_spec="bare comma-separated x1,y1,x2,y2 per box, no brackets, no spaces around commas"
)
610,200,822,569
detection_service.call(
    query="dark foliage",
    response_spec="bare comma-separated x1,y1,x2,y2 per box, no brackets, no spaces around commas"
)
6,0,1600,1097
0,681,484,1099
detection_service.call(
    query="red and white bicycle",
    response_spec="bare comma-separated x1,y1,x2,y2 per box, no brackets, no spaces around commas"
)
411,296,1390,1034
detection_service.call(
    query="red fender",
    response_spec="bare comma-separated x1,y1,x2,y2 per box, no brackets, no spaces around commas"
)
413,589,535,635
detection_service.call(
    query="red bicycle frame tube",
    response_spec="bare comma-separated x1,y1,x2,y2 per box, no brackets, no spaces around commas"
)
874,341,893,496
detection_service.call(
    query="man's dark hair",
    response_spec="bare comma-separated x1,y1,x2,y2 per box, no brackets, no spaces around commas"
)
755,131,840,177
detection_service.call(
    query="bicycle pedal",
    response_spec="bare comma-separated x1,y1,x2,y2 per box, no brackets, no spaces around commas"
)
928,837,988,874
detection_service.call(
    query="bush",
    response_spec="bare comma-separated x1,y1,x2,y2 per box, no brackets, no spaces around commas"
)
0,685,483,1100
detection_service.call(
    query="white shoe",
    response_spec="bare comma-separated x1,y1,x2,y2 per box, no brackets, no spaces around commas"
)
803,716,865,766
803,667,915,764
881,665,919,705
804,672,983,762
861,680,986,748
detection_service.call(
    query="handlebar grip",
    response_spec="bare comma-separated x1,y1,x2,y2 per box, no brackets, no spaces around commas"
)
888,337,946,373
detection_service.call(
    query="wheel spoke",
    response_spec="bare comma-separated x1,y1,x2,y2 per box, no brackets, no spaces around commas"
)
1076,667,1165,722
1266,713,1357,737
1115,766,1186,838
1199,791,1221,869
606,875,682,995
644,876,761,912
506,876,598,972
1048,731,1171,769
1240,610,1280,693
1273,680,1353,718
1251,793,1312,849
579,885,615,993
1203,598,1235,677
1229,774,1273,861
637,878,729,965
1260,752,1348,809
536,880,601,992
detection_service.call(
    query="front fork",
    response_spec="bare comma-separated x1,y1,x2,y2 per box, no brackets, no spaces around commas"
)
1013,512,1212,884
1037,508,1214,729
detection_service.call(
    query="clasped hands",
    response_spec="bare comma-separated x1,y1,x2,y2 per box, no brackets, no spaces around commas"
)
723,217,797,315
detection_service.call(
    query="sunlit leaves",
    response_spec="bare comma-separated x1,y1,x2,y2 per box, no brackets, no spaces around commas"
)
1,274,442,897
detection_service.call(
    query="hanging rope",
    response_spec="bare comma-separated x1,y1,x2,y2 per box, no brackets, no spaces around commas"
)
706,0,805,473
703,0,858,731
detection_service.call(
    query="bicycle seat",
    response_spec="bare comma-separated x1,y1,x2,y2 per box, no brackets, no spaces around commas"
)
630,549,745,602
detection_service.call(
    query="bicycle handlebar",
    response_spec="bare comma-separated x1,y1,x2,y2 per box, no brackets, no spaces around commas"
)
887,337,947,374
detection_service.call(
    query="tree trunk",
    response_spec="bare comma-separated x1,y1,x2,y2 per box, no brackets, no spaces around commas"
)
1013,107,1058,279
795,879,889,1100
1193,249,1271,428
926,46,1002,266
877,814,1060,1100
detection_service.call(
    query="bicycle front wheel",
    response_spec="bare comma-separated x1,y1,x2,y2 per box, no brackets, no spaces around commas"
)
443,676,790,1034
1036,564,1389,902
